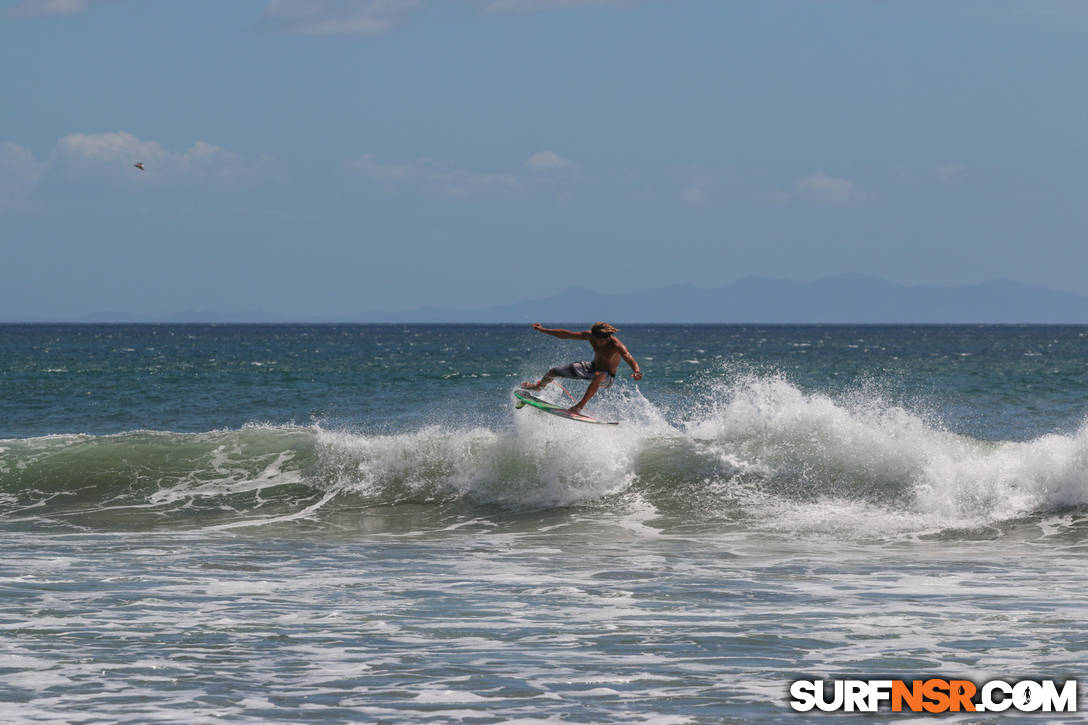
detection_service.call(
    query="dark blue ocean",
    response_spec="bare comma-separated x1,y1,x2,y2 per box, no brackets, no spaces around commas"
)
2,324,1087,722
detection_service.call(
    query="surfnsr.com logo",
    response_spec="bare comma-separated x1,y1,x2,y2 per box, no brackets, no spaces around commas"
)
789,679,1077,713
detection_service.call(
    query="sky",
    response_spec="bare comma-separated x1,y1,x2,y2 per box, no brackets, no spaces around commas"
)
2,0,1087,320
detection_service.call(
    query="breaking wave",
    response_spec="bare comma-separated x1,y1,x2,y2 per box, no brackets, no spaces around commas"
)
3,371,1088,537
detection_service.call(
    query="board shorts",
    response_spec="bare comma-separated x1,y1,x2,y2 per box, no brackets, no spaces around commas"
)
548,361,615,388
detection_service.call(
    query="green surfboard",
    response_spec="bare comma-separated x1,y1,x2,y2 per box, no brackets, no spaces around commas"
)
513,389,618,425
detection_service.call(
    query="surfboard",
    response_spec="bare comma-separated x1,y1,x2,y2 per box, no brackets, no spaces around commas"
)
513,390,619,425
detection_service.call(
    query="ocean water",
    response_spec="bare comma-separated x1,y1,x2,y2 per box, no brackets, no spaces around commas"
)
2,324,1088,723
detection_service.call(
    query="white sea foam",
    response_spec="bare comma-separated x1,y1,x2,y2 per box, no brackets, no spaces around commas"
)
287,374,1088,540
314,415,646,509
2,525,1085,723
667,371,1088,534
5,373,1088,539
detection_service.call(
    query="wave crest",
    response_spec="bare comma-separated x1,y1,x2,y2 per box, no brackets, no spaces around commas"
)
3,374,1088,535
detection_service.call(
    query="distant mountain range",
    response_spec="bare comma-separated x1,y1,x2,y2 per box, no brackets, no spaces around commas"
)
362,275,1088,324
10,275,1088,324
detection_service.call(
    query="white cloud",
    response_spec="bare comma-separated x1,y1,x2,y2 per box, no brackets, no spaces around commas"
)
0,132,275,213
349,154,424,184
54,131,165,171
349,153,522,198
263,0,425,36
795,172,875,206
263,0,633,37
479,0,634,13
8,0,641,29
524,151,578,171
935,163,966,183
6,0,90,18
52,131,276,184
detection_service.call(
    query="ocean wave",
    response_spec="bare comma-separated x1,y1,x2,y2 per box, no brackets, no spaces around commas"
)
3,373,1087,535
0,426,318,531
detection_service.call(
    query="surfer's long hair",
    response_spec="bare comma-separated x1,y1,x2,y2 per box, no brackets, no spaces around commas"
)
591,322,617,337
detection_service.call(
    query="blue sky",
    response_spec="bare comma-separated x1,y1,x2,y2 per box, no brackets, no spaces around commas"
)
2,0,1087,319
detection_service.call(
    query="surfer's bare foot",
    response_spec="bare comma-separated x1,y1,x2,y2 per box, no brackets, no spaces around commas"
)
520,381,541,390
567,406,584,415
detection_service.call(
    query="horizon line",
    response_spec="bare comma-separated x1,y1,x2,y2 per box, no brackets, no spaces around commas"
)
3,320,1086,326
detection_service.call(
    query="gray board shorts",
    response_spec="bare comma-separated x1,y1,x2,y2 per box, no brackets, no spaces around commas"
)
548,361,615,387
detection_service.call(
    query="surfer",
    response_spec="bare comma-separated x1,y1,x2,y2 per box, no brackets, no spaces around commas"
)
521,322,642,415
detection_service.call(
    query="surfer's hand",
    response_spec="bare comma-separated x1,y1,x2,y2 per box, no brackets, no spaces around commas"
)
632,371,643,381
532,323,544,332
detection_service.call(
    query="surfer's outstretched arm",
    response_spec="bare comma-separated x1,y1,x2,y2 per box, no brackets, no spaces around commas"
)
531,323,590,340
614,337,643,380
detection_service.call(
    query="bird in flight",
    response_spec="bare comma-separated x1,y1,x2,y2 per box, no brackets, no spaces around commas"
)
133,162,145,171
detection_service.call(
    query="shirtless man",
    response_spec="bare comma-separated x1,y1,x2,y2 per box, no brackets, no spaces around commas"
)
521,322,643,415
